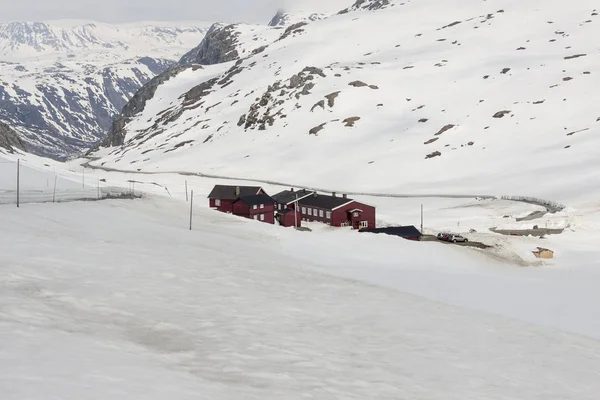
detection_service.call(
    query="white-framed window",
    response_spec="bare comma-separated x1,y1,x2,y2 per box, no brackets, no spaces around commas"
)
260,214,265,221
278,204,282,210
353,212,359,217
215,199,221,206
319,210,324,218
326,211,331,219
254,215,258,220
260,204,264,209
360,221,368,228
253,205,258,210
308,208,312,216
302,207,307,214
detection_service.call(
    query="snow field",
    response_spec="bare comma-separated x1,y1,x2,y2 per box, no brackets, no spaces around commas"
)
2,197,600,399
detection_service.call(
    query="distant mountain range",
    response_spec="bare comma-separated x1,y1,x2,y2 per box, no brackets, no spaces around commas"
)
0,21,210,159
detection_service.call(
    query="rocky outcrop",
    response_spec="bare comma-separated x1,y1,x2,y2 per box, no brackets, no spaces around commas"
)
268,11,325,27
339,0,392,14
179,23,241,66
100,65,200,148
0,122,26,153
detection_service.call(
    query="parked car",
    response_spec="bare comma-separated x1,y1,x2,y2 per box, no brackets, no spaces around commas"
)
437,232,452,241
449,234,468,243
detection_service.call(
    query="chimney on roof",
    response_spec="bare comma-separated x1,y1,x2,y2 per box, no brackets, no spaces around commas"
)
343,194,347,199
235,186,241,196
313,192,318,198
291,188,294,192
332,192,336,197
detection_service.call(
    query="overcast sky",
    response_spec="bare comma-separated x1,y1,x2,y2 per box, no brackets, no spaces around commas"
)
0,0,349,24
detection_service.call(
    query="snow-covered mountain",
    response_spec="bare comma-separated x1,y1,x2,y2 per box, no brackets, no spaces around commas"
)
0,21,210,159
91,0,600,203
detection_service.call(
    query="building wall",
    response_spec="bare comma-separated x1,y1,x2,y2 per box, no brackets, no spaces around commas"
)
209,198,234,213
280,210,301,227
332,201,376,229
298,203,334,224
233,201,275,224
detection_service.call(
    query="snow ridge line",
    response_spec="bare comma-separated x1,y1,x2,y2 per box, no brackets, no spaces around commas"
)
83,160,565,211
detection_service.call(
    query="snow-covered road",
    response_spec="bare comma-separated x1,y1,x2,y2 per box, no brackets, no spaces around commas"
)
2,198,600,399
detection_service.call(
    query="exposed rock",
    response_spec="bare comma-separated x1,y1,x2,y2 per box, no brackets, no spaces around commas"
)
179,24,241,65
325,91,341,107
419,118,429,123
100,64,196,148
343,117,361,127
500,68,511,74
435,124,455,136
563,76,573,81
441,21,462,29
424,137,439,145
0,122,26,153
349,80,368,87
278,22,308,41
311,100,325,112
564,54,587,60
533,100,545,104
309,123,326,135
493,110,511,118
339,0,391,14
426,151,442,159
369,85,379,90
468,141,474,146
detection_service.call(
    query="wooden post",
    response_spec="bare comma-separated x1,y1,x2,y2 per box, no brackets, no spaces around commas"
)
189,190,194,230
16,159,20,208
53,175,57,203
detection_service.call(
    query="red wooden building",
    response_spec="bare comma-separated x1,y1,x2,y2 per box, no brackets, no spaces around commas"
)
272,189,314,228
208,185,275,224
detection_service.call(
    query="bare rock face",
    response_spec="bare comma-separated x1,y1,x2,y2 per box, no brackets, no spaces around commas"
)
0,122,26,153
426,151,442,159
339,0,391,14
278,22,308,41
179,24,241,66
325,92,341,107
493,110,511,118
99,65,199,148
435,124,455,136
349,81,369,87
343,116,361,127
309,123,327,135
311,100,326,112
424,137,439,145
240,67,327,131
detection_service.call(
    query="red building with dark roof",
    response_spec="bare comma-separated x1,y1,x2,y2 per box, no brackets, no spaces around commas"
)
208,185,274,224
294,191,376,229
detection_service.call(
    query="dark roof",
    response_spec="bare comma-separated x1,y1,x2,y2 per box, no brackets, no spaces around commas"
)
278,208,294,214
207,185,263,200
360,226,423,238
236,194,275,206
272,189,314,205
298,193,354,210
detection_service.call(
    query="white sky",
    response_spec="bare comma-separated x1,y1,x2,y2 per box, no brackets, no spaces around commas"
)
0,0,351,24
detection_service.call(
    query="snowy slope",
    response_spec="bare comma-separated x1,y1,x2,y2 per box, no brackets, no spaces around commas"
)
3,197,600,399
0,21,211,159
92,0,600,206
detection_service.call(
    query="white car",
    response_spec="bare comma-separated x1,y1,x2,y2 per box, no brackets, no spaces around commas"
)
449,234,468,243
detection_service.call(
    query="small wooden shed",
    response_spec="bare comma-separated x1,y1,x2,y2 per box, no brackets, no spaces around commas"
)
533,247,554,259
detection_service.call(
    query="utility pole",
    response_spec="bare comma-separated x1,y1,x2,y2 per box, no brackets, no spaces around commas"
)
420,204,423,233
189,190,194,230
294,193,299,229
53,175,57,203
16,159,20,208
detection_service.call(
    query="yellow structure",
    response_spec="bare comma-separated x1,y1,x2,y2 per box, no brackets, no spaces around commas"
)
532,247,554,259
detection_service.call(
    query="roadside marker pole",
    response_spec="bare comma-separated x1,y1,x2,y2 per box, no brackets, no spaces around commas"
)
420,204,423,233
53,175,57,203
189,190,194,231
16,159,20,208
185,181,188,202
